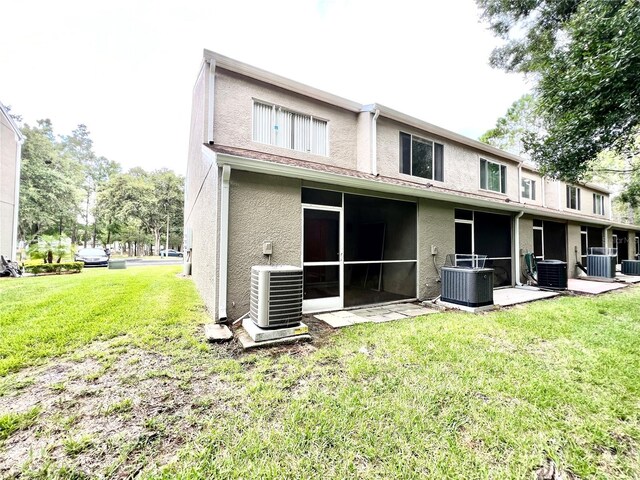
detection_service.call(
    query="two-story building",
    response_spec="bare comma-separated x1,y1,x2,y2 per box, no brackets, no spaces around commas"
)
185,51,640,322
0,101,23,261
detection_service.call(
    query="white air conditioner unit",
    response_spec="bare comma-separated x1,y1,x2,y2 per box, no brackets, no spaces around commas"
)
250,265,303,328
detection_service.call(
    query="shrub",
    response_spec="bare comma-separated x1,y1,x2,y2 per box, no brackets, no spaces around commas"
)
25,262,83,275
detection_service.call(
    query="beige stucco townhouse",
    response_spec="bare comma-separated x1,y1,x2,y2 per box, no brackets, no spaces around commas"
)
0,101,23,261
185,50,640,323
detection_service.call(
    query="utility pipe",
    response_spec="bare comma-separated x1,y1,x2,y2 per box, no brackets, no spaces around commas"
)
517,164,522,203
514,211,525,285
371,109,380,175
218,164,231,322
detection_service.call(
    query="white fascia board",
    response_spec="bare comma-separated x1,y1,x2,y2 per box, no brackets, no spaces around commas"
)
368,103,523,165
203,50,362,113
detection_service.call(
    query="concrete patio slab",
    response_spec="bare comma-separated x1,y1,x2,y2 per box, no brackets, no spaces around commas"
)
616,274,640,284
236,328,311,349
493,287,560,307
315,302,439,328
567,278,628,294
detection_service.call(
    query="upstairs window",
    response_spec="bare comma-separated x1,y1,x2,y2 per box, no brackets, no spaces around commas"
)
566,185,581,210
593,193,605,215
253,101,327,156
521,178,536,200
480,158,506,193
399,133,444,181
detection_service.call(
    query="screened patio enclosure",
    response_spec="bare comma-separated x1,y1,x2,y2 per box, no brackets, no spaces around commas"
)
454,209,512,287
302,188,417,311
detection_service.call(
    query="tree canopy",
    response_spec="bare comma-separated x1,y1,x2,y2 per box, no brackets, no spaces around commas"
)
15,114,183,255
477,0,640,182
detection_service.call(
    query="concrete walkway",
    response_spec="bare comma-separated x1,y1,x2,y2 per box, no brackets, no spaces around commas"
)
493,287,560,307
567,278,628,294
315,303,438,328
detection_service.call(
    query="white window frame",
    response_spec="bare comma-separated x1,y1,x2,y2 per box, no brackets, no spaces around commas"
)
400,132,444,182
479,157,507,194
521,178,536,200
252,100,329,156
593,193,605,215
567,185,581,210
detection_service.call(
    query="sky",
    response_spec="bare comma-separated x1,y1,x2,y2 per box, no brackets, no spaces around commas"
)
0,0,530,175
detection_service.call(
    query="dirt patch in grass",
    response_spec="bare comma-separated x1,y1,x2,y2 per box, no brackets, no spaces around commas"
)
0,316,338,478
0,339,237,478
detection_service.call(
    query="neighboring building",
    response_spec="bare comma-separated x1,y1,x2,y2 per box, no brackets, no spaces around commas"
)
185,50,640,322
0,101,23,261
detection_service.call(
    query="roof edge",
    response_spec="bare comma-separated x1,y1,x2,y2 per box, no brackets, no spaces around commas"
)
203,49,362,113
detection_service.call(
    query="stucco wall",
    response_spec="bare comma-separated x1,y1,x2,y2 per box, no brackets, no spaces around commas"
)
418,199,455,299
213,69,359,170
185,65,219,320
226,170,302,321
0,116,19,259
376,117,520,201
567,222,582,277
518,216,534,283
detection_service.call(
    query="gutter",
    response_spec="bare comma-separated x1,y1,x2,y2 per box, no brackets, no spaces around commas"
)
514,211,525,285
218,164,231,322
371,109,380,175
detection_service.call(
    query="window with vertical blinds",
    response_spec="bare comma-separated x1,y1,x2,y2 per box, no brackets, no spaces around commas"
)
252,101,328,156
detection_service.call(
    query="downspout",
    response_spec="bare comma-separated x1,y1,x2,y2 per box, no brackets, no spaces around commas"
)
517,164,522,203
218,164,231,322
542,177,546,207
514,211,525,285
371,109,380,175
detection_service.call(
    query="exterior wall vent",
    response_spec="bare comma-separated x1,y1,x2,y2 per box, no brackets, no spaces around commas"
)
250,265,303,328
586,248,616,279
537,260,568,290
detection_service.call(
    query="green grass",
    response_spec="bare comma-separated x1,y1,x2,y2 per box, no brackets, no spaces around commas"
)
2,268,640,478
0,266,206,376
0,407,40,441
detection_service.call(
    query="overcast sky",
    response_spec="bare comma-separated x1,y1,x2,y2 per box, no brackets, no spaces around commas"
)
1,0,529,175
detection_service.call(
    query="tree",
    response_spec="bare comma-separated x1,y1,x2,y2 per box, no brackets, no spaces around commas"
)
479,94,542,158
19,120,83,242
477,0,640,183
97,168,183,255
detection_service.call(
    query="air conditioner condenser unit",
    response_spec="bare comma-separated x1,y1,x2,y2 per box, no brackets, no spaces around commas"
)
250,265,303,329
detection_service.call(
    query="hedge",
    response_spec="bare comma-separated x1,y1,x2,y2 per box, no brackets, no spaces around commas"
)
24,262,84,275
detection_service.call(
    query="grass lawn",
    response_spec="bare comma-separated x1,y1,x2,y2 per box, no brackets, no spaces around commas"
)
1,268,640,479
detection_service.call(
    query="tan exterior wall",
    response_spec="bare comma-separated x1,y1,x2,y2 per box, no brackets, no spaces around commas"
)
0,115,20,259
226,170,302,321
185,65,219,319
213,69,359,170
419,199,455,299
567,222,582,277
376,117,520,201
517,216,535,283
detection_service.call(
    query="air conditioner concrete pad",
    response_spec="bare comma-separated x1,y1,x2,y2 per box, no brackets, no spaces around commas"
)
239,319,311,349
204,323,233,342
436,300,496,313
